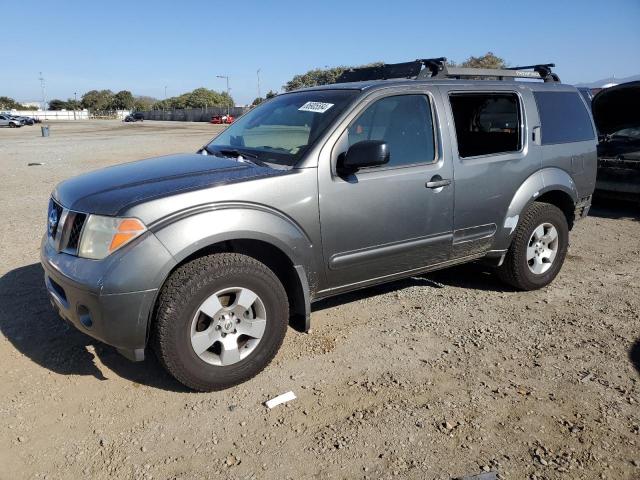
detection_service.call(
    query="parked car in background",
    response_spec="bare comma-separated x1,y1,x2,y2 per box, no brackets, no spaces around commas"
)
124,112,145,122
11,115,35,125
211,114,234,124
0,114,22,127
592,81,640,200
41,59,596,391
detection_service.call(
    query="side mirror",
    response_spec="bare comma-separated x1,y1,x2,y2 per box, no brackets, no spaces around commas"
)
339,140,390,173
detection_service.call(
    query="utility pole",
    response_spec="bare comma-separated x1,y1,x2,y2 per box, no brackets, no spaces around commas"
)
257,69,261,100
164,86,167,120
74,91,77,120
39,72,47,119
216,75,230,116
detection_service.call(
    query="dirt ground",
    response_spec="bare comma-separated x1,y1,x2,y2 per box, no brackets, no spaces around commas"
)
1,120,638,480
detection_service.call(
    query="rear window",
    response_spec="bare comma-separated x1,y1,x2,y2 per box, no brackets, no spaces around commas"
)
534,91,594,144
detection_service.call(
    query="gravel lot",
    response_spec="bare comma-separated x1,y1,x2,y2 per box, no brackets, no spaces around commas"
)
1,120,638,480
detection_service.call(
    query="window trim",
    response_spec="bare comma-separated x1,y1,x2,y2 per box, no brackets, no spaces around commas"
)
337,92,441,172
448,90,526,160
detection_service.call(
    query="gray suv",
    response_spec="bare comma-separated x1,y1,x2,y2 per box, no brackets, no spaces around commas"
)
41,59,597,391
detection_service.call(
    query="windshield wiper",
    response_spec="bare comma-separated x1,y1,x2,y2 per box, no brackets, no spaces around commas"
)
216,148,260,159
205,146,272,167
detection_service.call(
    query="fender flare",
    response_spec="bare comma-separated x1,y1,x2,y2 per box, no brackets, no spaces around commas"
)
495,168,578,251
150,203,315,330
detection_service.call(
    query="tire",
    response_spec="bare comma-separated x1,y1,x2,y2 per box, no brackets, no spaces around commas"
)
497,202,569,291
152,253,289,391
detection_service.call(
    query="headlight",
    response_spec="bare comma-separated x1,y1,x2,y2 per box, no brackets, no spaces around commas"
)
78,215,147,259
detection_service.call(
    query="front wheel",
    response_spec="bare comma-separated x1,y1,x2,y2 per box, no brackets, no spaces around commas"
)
497,202,569,291
152,253,289,391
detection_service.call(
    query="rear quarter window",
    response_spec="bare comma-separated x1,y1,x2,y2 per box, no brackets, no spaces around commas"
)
534,91,595,144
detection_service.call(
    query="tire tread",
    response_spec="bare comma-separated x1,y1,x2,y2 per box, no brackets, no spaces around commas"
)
152,253,288,391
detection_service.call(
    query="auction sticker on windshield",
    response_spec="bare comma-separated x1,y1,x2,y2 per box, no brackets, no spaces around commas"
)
298,101,334,113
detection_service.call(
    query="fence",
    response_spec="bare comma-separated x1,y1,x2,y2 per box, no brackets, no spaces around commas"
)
5,110,90,120
90,110,131,120
141,106,248,122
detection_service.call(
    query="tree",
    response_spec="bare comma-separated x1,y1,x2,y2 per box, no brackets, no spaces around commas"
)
111,90,135,110
65,99,81,110
81,90,114,111
132,95,157,111
284,63,382,91
0,96,31,110
284,67,346,91
456,52,507,69
251,90,277,107
151,88,234,110
48,99,68,110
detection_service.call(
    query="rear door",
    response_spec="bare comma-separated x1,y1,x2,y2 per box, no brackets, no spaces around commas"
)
440,86,542,258
317,88,454,291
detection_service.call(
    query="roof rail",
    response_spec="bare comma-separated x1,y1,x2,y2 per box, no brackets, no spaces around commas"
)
336,58,561,83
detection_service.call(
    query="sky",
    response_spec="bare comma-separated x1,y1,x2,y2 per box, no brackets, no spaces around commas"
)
2,0,639,106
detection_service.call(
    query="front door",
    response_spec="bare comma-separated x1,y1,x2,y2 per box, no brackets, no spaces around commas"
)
318,92,454,291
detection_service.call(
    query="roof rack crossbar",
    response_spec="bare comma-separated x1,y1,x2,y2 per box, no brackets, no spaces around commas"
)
335,58,560,84
505,63,559,82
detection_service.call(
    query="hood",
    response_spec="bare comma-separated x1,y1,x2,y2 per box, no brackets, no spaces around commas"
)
53,153,289,216
592,81,640,135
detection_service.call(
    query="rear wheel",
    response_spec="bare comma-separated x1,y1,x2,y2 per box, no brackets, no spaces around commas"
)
152,253,289,391
497,202,569,290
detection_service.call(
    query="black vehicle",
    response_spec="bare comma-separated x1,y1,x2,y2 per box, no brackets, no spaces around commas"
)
12,115,35,126
124,112,145,122
592,81,640,200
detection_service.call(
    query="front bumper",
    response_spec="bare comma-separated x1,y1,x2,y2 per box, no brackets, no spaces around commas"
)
40,231,176,361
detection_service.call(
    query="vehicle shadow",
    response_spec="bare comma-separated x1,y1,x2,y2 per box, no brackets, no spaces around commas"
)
0,263,188,392
312,262,510,312
630,338,640,376
590,196,640,222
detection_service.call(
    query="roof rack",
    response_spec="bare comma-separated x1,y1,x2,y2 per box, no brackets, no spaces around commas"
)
336,58,560,83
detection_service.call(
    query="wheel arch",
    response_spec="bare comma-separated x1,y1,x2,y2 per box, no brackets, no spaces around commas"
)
148,207,315,341
495,168,578,251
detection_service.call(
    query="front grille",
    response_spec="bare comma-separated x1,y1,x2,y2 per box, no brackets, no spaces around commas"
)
48,198,88,255
66,213,87,250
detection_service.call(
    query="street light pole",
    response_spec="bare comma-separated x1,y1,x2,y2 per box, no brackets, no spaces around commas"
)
74,91,77,120
257,68,261,100
216,75,230,116
39,72,47,120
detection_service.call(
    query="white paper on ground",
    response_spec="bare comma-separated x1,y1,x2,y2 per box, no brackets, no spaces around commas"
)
265,391,296,409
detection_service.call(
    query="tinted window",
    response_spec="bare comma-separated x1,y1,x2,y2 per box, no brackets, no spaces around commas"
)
347,95,435,167
449,93,521,158
534,91,595,144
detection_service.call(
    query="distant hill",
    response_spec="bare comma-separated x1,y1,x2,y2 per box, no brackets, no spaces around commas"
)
575,74,640,88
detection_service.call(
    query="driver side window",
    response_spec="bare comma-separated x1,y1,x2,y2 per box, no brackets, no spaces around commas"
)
347,95,436,167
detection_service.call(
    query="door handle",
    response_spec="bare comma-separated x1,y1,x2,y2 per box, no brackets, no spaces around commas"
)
425,177,451,189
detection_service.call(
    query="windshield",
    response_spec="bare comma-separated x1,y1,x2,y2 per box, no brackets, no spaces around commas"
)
206,89,358,166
